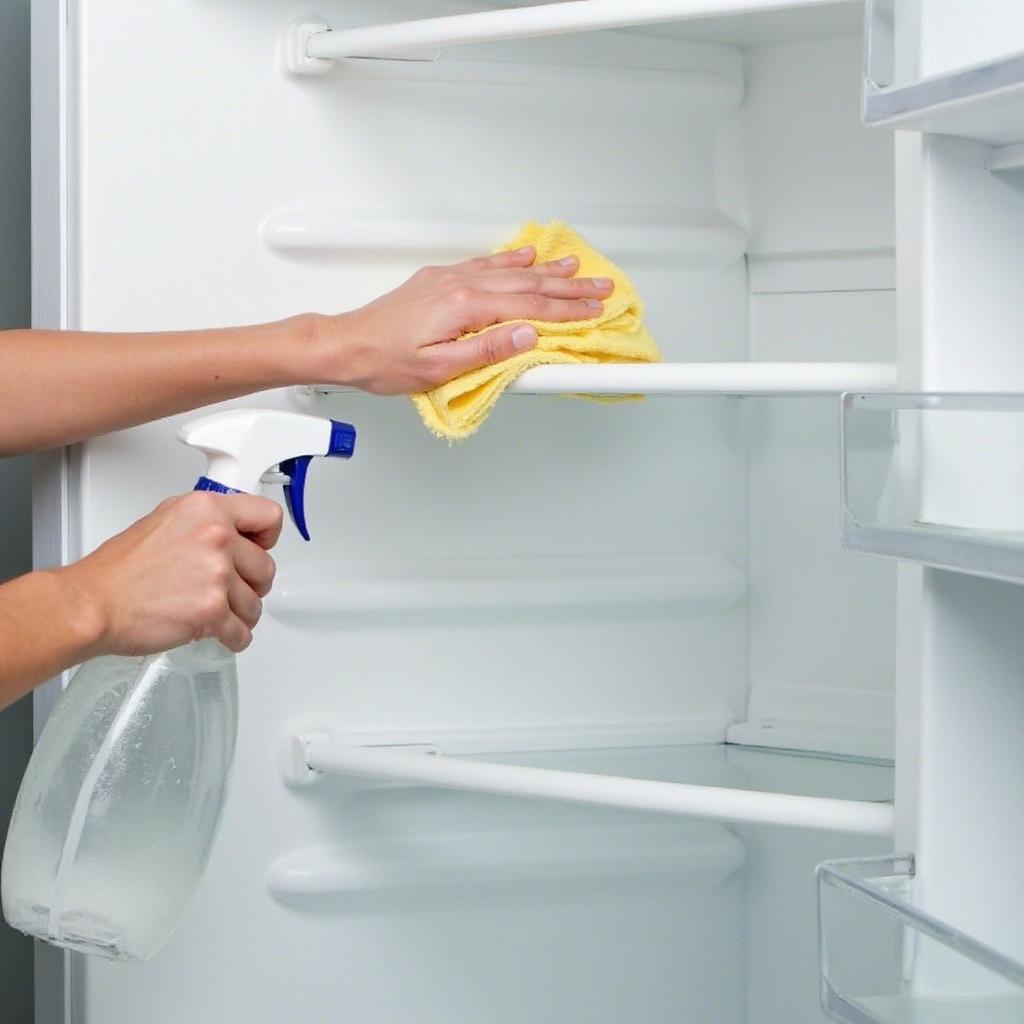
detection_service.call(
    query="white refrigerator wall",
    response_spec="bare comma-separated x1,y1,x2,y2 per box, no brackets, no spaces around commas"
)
71,0,751,743
48,4,896,1022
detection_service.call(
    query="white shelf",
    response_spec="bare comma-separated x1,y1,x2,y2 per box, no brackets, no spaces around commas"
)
308,362,897,399
726,683,894,762
262,204,747,270
747,249,895,295
267,820,745,907
279,53,744,119
842,393,1024,584
284,0,850,73
286,734,895,837
267,554,746,625
299,729,895,797
272,742,891,905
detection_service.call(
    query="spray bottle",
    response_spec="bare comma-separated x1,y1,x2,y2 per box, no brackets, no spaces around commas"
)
1,408,355,961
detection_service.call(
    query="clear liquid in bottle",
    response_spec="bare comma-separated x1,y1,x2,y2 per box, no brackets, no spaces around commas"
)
1,638,237,961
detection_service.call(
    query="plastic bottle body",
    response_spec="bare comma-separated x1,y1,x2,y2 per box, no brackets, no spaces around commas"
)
1,639,237,961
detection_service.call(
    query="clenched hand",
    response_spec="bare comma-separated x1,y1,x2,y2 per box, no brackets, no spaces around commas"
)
58,491,282,656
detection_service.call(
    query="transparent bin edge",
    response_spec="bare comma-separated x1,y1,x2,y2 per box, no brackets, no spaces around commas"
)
840,392,1024,584
862,0,1024,141
817,854,1024,1024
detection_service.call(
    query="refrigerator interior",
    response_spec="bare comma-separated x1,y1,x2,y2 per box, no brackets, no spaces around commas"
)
43,2,899,1021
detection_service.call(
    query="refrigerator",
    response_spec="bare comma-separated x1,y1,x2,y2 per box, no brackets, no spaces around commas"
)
26,0,1024,1020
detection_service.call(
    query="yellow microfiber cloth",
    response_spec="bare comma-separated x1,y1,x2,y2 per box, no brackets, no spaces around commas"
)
411,220,662,440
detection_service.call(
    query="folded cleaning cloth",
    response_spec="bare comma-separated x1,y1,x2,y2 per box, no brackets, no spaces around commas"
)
411,220,662,440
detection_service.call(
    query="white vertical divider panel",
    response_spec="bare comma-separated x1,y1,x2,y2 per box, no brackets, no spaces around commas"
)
893,132,925,860
900,0,1024,982
912,135,1024,976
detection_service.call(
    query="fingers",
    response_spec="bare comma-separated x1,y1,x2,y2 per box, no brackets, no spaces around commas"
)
227,571,262,628
459,252,605,286
427,322,538,381
232,535,276,597
525,256,581,277
477,269,614,300
213,607,253,653
456,246,537,273
455,250,612,290
223,533,276,647
222,494,284,551
495,256,582,279
464,294,603,331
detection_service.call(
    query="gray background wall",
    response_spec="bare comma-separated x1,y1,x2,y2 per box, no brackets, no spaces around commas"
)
0,0,36,1020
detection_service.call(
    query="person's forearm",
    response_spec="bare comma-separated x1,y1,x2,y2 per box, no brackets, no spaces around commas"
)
0,570,105,710
0,248,609,454
0,315,323,456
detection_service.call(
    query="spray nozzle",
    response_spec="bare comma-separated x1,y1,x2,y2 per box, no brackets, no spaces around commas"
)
178,409,357,540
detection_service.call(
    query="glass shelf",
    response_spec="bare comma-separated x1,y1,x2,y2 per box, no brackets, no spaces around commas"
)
841,393,1024,583
289,734,894,837
270,747,892,909
863,0,1024,147
818,855,1024,1024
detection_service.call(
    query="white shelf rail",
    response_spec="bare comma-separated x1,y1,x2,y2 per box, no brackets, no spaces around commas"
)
291,736,896,837
287,0,849,72
268,821,746,905
262,206,748,269
267,554,746,624
308,362,898,397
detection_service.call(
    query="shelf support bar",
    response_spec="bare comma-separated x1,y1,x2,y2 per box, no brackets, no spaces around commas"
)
305,362,898,397
285,0,850,73
293,736,895,837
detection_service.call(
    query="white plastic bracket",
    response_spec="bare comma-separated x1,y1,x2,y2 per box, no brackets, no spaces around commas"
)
282,731,333,786
282,732,440,787
281,18,335,76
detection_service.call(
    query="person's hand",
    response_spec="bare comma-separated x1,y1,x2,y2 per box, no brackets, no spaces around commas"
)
311,246,615,394
56,491,283,656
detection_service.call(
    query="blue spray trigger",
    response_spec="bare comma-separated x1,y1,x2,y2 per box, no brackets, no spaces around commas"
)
280,455,313,542
280,422,356,540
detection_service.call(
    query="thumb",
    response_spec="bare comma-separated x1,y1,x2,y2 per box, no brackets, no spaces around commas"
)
429,322,538,381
